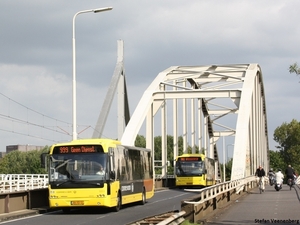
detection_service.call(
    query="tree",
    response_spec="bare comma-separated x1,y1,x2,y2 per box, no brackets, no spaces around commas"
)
269,150,285,172
135,134,146,148
0,147,49,174
273,119,300,174
289,63,300,75
226,158,233,181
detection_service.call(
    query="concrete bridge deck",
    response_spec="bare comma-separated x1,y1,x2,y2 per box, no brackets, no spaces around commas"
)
206,183,300,225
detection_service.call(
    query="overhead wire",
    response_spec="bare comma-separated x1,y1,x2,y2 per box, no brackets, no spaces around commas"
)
0,92,95,143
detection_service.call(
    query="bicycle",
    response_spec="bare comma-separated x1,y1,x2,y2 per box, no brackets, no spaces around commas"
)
258,177,263,194
287,178,293,190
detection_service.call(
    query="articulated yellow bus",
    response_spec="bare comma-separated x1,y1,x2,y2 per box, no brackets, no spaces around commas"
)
175,153,215,188
42,138,154,212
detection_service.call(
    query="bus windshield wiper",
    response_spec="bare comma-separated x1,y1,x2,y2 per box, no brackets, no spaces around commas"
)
56,179,73,187
56,180,102,187
54,159,72,170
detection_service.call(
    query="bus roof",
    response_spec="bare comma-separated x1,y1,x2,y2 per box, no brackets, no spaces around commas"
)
49,138,151,152
50,138,121,148
176,153,206,159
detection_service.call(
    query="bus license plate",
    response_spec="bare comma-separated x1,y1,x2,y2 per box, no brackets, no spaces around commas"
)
71,201,84,206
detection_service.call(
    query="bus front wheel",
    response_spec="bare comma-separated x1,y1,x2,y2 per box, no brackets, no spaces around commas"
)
62,208,71,213
113,192,121,212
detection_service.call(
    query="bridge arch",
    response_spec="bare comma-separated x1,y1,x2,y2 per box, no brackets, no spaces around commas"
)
121,63,269,180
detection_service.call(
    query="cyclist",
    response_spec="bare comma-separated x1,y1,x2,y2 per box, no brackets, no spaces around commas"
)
255,165,266,192
268,168,276,186
285,165,295,185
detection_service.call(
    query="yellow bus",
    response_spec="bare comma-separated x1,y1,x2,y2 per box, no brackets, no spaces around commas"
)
175,153,215,188
42,138,154,212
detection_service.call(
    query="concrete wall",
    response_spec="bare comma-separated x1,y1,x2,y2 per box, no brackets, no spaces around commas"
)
0,189,48,214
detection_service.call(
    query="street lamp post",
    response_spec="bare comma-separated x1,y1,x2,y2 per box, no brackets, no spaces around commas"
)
72,7,112,140
223,137,226,182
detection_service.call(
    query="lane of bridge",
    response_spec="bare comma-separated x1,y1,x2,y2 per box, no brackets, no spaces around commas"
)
0,188,192,224
206,183,300,225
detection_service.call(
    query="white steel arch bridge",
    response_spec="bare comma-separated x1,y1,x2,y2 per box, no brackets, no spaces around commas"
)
94,40,269,182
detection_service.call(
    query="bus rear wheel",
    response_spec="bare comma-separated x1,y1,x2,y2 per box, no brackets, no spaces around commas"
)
140,188,146,205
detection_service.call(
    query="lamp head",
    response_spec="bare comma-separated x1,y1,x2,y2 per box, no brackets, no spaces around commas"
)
93,7,113,13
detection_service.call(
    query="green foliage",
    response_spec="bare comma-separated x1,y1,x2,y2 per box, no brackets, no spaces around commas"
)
135,134,146,148
181,220,200,225
273,119,300,174
289,62,300,75
153,135,201,161
136,135,205,176
154,135,180,160
219,159,232,181
0,147,49,174
269,150,285,172
226,159,232,180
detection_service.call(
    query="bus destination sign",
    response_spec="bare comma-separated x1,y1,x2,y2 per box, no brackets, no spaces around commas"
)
178,157,201,161
53,145,100,154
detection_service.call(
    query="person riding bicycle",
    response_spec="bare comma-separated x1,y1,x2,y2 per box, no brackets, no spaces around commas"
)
255,165,266,192
268,168,276,185
268,168,275,177
285,165,295,185
275,169,284,188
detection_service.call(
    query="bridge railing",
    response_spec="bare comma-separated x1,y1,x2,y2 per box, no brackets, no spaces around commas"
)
183,175,256,205
1,174,169,193
1,174,299,194
184,175,300,205
0,174,48,193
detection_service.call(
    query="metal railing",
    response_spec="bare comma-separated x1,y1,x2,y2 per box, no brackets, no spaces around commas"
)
184,175,300,205
0,174,48,193
183,175,256,205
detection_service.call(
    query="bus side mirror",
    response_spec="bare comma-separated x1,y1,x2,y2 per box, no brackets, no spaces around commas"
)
170,160,174,167
110,171,116,180
40,153,48,169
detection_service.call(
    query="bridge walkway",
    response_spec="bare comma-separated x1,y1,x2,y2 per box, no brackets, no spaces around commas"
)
206,183,300,225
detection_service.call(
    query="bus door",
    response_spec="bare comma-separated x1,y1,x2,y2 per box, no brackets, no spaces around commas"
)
204,158,215,186
108,147,119,197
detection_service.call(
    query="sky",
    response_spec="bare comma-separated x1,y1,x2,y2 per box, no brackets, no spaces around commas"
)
0,1,300,156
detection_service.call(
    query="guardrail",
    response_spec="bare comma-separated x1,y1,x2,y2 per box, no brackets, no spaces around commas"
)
0,174,173,194
184,175,256,205
0,174,168,193
0,174,48,193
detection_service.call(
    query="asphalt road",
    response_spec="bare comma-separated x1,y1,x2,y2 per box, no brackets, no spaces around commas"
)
0,188,198,225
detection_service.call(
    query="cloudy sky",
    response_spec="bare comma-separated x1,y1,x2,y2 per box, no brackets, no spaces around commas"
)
0,1,299,155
